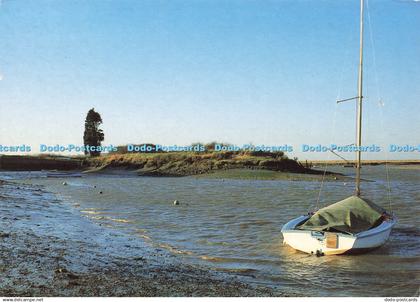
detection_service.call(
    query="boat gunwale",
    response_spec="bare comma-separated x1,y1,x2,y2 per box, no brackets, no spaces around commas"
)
355,217,397,238
281,215,397,239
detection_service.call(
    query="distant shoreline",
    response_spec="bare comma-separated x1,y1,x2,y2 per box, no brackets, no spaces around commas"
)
299,159,420,166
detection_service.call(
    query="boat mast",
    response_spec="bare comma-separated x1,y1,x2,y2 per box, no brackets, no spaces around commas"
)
356,0,364,196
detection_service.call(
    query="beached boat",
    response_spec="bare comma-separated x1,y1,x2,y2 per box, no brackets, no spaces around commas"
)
281,0,396,256
282,196,396,256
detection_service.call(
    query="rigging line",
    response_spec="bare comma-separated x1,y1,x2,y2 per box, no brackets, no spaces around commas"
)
313,12,355,212
327,148,352,164
366,0,392,212
314,102,339,212
366,0,381,101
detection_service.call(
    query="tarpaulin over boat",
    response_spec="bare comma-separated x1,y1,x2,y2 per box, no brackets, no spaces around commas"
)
297,196,386,234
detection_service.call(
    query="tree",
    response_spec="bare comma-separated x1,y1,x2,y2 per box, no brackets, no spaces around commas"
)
83,108,104,157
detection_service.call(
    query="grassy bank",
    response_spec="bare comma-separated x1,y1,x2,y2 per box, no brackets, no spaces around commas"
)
4,153,416,179
0,152,327,178
85,151,324,177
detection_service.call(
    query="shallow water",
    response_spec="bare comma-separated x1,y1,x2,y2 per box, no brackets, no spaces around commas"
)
2,166,419,296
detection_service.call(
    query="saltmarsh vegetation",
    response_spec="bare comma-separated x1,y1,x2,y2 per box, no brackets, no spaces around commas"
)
86,142,320,177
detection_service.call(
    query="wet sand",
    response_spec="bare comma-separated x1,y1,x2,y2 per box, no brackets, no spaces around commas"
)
0,180,279,297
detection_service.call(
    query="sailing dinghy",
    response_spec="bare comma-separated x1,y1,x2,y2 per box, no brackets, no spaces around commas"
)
282,196,396,255
281,0,396,256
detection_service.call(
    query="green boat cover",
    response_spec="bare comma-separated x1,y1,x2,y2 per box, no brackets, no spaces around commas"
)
298,196,386,234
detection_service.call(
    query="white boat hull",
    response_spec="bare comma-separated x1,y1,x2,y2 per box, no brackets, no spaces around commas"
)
281,215,396,255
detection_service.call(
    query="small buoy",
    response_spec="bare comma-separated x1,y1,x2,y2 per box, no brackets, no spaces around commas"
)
173,200,179,205
93,185,97,188
99,191,103,194
333,177,337,180
62,182,67,186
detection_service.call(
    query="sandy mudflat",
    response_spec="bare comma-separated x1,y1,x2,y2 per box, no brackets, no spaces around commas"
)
0,180,279,297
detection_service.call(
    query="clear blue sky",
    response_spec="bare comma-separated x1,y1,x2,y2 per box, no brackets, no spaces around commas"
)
0,0,418,159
